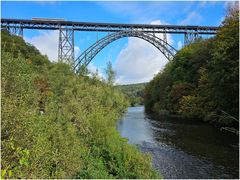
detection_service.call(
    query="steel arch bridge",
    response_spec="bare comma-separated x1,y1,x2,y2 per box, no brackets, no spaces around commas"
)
1,18,219,71
74,30,177,72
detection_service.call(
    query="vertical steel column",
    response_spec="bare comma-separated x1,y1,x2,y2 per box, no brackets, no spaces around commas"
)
163,31,167,44
194,31,199,40
184,31,199,46
153,28,155,38
162,30,168,58
184,33,189,46
7,25,23,37
58,27,74,67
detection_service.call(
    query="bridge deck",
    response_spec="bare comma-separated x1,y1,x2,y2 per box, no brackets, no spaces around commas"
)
1,18,219,34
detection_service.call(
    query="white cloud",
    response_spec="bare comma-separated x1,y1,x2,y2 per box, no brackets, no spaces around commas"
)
150,20,173,45
88,62,104,79
74,46,80,59
150,20,166,25
114,37,168,85
177,41,183,50
25,30,80,63
114,20,173,85
25,30,59,62
224,1,237,9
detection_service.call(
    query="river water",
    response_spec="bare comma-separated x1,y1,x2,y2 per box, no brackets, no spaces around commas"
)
117,106,239,179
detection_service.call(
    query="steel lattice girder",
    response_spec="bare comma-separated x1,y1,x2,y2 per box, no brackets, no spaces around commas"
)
184,32,199,46
74,31,177,72
58,28,74,65
1,18,219,35
5,25,23,37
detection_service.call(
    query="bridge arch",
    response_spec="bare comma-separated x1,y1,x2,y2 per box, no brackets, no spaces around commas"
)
74,31,177,72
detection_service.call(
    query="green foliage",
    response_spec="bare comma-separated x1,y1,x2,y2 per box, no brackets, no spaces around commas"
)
144,62,173,113
168,82,194,113
78,64,89,77
171,38,214,85
144,4,239,128
206,3,239,117
1,30,50,67
178,95,203,118
1,31,159,178
116,83,147,106
105,61,115,85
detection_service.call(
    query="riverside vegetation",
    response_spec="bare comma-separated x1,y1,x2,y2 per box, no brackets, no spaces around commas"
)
116,83,147,106
144,5,239,132
1,31,159,178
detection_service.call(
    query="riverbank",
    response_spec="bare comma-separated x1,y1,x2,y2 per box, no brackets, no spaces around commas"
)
146,109,239,136
144,5,239,136
117,106,239,179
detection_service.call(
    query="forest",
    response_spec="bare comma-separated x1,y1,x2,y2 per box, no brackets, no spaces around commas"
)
144,5,239,132
1,31,159,178
116,83,147,106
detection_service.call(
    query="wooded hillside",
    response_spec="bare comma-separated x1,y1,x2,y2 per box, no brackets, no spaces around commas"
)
144,4,239,130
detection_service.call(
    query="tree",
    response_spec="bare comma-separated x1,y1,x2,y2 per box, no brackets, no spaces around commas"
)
105,61,115,85
78,64,89,77
168,82,194,113
207,2,239,117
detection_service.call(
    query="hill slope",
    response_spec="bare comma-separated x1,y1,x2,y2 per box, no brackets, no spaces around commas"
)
116,83,148,106
144,5,239,130
1,31,159,179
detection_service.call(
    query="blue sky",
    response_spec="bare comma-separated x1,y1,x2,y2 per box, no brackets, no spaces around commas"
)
1,1,229,84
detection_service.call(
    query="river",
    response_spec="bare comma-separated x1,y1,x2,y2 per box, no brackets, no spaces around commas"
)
117,106,239,179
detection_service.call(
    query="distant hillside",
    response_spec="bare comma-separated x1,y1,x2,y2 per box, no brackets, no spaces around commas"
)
116,83,148,106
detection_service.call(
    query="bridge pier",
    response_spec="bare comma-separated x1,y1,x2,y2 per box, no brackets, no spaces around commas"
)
162,32,168,55
6,25,23,37
58,28,75,66
184,32,199,46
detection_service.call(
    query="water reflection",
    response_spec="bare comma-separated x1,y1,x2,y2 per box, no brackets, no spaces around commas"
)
117,106,154,144
117,106,239,179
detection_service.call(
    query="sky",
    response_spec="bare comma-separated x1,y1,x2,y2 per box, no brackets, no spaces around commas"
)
1,1,230,84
